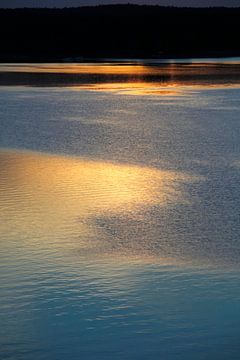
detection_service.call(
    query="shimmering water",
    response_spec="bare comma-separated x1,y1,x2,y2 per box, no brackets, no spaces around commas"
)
0,61,240,359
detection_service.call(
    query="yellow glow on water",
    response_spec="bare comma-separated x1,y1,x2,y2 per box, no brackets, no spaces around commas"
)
0,150,200,257
1,63,240,91
0,150,192,212
73,82,183,96
0,63,154,75
1,62,240,77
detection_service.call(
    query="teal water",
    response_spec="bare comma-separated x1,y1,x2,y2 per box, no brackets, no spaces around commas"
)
0,62,240,359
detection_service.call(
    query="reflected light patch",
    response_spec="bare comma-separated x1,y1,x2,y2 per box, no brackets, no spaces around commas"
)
0,63,155,75
73,82,184,96
1,63,240,90
0,149,201,257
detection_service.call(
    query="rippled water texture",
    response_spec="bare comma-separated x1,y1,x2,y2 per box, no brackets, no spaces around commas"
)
1,60,240,359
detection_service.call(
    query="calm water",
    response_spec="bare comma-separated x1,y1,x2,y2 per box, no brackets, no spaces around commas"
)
1,60,240,359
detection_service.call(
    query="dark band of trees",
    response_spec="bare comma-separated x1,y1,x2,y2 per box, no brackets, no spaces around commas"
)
1,5,240,61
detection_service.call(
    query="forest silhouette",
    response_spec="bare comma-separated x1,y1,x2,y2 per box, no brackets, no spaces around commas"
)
1,5,240,61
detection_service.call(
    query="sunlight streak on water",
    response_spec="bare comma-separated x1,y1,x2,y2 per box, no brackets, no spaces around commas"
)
0,149,201,263
2,60,240,89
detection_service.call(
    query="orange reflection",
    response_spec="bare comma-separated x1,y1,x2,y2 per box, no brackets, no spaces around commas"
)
0,149,197,212
0,150,201,255
1,63,240,90
0,63,155,75
73,82,184,96
1,62,240,76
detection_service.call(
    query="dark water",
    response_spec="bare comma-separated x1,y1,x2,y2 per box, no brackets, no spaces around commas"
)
0,61,240,359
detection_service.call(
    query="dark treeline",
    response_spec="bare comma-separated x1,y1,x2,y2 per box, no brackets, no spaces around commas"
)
1,5,240,61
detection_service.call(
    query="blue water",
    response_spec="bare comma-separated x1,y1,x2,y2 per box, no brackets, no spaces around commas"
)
0,63,240,359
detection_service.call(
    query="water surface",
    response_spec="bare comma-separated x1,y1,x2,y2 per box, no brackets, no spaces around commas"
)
1,61,240,359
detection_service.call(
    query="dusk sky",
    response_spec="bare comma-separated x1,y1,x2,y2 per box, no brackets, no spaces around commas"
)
1,0,240,8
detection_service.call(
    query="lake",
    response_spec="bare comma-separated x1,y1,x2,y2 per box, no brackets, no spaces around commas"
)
0,60,240,359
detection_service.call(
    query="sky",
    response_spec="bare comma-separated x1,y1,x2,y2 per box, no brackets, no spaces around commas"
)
0,0,240,8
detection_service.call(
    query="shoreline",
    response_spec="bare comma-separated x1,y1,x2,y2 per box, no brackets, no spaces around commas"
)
1,54,240,64
1,6,239,64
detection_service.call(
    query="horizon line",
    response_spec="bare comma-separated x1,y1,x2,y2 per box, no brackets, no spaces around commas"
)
1,3,240,9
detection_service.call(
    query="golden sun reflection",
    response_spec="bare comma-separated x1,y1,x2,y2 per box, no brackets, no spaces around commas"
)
0,149,195,213
1,63,240,91
0,150,201,260
73,82,184,96
0,63,155,75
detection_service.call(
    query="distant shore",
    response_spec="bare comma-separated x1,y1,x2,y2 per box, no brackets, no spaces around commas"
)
0,51,240,64
1,5,240,63
1,53,240,64
0,52,240,65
